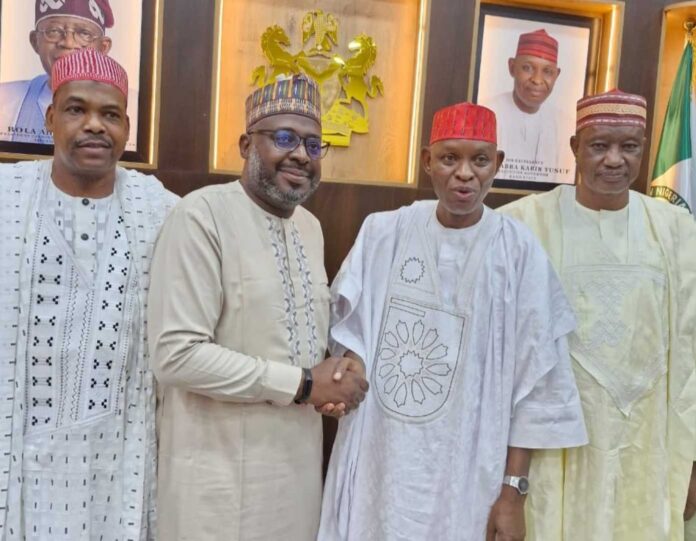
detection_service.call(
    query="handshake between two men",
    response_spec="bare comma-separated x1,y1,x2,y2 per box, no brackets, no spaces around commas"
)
295,352,369,418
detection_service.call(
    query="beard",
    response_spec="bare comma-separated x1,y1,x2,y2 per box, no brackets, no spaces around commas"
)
246,147,320,211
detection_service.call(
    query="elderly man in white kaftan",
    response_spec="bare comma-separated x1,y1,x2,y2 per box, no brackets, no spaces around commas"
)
482,29,574,184
319,103,587,541
0,49,176,539
149,75,368,541
501,89,696,541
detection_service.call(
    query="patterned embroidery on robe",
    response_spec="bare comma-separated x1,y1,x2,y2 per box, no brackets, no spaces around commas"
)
290,222,318,364
24,210,133,435
374,297,465,420
265,216,301,366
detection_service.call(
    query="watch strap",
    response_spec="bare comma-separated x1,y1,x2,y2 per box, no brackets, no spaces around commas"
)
503,475,529,495
294,367,313,404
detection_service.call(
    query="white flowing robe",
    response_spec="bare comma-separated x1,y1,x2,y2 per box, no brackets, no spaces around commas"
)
148,181,330,541
319,201,587,541
483,92,575,184
501,186,696,541
0,160,177,540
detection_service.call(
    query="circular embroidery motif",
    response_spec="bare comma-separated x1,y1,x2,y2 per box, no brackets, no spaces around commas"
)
400,257,425,284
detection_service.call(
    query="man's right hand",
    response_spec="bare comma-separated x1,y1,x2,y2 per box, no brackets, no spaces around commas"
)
306,357,369,414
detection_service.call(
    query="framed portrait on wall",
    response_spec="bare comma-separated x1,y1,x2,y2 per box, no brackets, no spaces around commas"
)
0,0,163,167
210,0,431,186
473,3,594,192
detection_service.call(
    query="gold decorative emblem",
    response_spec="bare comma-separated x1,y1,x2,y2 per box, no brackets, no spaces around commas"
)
250,10,384,147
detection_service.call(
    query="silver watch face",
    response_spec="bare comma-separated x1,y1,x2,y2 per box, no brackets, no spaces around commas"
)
517,477,529,494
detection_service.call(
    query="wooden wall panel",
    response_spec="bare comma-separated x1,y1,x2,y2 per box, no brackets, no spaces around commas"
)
154,0,666,281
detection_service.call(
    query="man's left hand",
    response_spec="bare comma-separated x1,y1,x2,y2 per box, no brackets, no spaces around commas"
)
684,462,696,521
486,488,526,541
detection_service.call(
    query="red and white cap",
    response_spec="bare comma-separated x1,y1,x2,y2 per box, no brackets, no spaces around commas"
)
516,29,558,63
51,48,127,98
576,89,648,132
36,0,114,31
430,103,497,145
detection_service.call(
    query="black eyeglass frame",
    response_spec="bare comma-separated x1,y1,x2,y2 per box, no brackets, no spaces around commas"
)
247,128,330,160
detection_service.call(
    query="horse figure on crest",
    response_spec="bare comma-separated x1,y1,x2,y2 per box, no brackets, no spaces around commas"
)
251,25,301,86
338,34,384,115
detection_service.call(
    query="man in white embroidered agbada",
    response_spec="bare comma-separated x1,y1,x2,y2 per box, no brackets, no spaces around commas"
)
147,74,369,541
501,90,696,541
0,48,177,539
482,29,574,184
318,102,587,541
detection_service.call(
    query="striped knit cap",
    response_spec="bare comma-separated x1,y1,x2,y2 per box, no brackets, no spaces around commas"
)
245,74,321,128
576,89,647,132
51,48,128,98
516,29,558,63
430,103,497,145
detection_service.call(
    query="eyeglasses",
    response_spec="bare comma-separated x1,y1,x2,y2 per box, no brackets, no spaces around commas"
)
36,26,102,46
247,128,330,160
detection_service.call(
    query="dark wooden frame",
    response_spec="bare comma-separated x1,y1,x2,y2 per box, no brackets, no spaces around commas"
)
472,2,595,192
0,0,161,167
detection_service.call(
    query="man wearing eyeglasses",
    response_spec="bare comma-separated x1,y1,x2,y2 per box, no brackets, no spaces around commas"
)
0,0,137,147
147,74,369,541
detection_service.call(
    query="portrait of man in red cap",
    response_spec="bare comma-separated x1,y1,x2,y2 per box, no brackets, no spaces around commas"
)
476,15,591,186
0,0,139,150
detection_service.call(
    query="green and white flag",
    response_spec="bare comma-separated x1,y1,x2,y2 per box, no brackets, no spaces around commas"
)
650,40,695,214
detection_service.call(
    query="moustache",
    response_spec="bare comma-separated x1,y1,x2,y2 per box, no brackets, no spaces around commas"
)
74,136,112,149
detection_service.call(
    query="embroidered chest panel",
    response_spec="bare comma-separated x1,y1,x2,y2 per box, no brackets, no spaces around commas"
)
373,296,466,422
24,212,136,434
265,216,320,366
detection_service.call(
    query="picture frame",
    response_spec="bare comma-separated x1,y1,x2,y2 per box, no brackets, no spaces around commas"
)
210,0,431,186
0,0,163,168
472,2,597,192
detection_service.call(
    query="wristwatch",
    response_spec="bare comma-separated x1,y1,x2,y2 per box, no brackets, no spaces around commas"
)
294,367,313,404
503,475,529,495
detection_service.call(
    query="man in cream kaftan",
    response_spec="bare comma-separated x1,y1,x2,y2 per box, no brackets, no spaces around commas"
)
149,75,368,541
501,89,696,541
319,102,587,541
149,180,330,540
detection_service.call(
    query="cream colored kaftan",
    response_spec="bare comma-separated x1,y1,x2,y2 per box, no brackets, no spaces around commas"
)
501,185,696,541
147,181,330,541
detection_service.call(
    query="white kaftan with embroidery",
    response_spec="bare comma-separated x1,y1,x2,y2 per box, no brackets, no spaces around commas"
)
0,160,178,540
319,201,587,541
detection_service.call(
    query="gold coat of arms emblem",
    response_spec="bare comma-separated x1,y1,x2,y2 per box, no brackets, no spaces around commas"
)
250,10,384,147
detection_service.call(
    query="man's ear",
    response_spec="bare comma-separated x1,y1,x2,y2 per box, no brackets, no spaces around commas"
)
45,104,55,133
239,133,251,159
97,37,112,55
30,30,39,54
570,134,579,158
495,150,505,175
421,146,432,174
508,58,515,77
